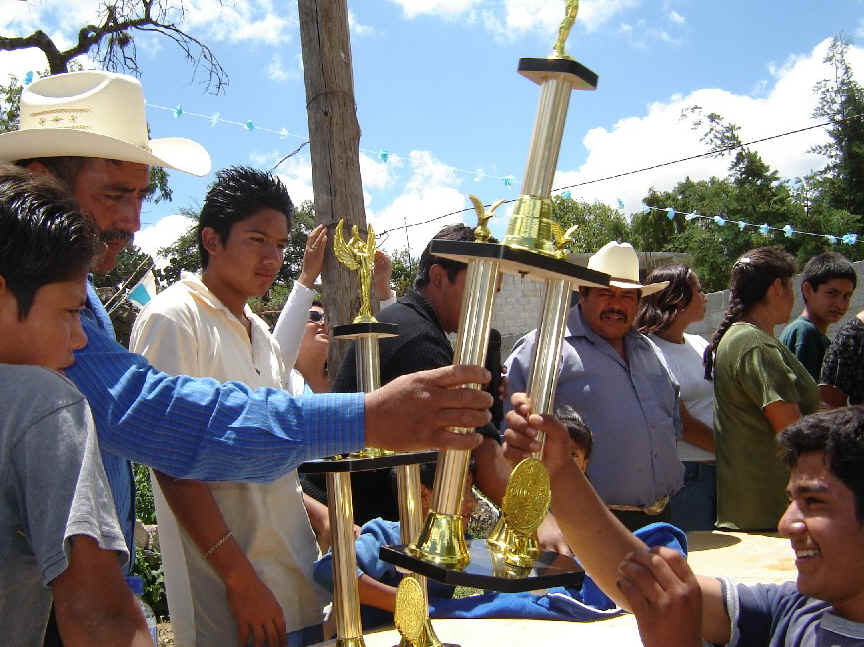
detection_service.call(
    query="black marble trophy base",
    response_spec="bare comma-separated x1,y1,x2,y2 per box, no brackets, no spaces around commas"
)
518,57,598,90
380,540,585,593
428,240,608,286
299,450,438,474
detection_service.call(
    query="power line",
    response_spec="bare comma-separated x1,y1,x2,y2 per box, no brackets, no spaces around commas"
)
378,112,864,237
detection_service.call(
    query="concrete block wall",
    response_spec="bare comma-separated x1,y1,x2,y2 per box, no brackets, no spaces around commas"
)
491,260,864,357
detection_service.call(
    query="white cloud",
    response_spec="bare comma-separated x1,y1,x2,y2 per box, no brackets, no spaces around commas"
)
668,10,685,25
348,9,376,37
135,214,197,265
272,155,316,206
389,0,639,37
267,53,290,82
359,152,398,191
553,38,860,217
367,150,468,254
1,0,295,58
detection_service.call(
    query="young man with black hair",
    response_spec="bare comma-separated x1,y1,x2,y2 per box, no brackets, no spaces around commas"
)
0,164,152,646
331,224,514,527
780,252,857,380
130,167,332,647
503,400,864,646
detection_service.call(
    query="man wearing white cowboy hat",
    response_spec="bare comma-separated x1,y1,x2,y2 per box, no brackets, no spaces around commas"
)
504,241,684,531
0,69,493,638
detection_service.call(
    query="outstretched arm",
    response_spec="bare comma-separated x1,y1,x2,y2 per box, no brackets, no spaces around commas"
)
503,393,730,644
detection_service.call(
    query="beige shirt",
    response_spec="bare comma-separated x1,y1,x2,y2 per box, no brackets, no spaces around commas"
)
129,273,327,646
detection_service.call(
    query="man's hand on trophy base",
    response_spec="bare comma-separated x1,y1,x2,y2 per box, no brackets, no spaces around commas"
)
365,364,491,452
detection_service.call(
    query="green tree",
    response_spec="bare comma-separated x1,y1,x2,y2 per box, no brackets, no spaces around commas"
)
389,247,419,297
550,195,631,253
810,35,864,217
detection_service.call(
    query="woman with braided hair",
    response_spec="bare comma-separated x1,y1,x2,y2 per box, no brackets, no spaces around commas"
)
704,247,820,530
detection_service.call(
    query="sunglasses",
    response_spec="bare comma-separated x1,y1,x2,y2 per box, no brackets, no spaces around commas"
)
308,310,327,323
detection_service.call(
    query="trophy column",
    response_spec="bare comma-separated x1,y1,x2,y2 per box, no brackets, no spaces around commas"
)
380,0,610,591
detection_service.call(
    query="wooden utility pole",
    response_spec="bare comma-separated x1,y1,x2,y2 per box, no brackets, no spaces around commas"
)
298,0,369,375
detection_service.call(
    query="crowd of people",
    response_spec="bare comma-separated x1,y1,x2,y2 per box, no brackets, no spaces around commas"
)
1,67,863,647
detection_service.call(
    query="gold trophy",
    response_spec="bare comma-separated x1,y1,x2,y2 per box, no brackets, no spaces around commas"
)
298,219,440,646
381,0,608,587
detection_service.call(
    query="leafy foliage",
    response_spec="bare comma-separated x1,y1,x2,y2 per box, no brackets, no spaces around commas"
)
389,248,419,297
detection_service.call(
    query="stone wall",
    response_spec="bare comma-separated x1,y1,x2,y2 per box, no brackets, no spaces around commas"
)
492,260,864,357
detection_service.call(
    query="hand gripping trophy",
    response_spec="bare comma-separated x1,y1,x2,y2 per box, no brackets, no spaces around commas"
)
379,0,610,594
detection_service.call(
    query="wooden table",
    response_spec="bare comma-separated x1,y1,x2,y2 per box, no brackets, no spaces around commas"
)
313,530,797,647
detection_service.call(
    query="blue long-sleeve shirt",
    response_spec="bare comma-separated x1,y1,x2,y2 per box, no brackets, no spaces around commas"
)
65,283,365,568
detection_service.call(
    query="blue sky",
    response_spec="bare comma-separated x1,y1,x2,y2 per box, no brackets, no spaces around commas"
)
3,0,864,262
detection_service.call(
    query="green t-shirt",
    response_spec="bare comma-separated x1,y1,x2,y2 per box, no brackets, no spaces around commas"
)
714,323,820,530
778,316,830,381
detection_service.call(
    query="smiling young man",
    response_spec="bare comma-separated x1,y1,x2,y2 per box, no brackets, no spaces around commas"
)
129,168,331,647
503,399,864,647
504,241,683,531
0,165,152,646
780,252,857,380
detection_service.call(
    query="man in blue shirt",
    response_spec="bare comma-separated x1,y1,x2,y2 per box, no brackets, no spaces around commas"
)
0,70,491,582
504,241,683,531
503,399,864,647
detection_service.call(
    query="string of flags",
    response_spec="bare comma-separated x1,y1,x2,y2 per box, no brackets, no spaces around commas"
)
18,72,861,246
640,205,860,246
145,102,519,189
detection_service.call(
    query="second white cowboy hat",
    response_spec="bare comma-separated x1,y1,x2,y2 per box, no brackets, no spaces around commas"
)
0,70,210,176
587,241,669,296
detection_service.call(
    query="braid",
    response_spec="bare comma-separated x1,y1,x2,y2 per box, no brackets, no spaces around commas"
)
704,296,745,380
703,246,796,380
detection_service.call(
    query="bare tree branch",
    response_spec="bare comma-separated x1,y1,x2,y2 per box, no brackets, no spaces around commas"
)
0,0,227,93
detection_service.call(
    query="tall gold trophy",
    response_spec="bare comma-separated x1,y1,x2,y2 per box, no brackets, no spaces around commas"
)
299,220,441,646
380,0,609,588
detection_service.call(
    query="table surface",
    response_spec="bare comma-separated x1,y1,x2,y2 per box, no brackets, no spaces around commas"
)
312,530,797,647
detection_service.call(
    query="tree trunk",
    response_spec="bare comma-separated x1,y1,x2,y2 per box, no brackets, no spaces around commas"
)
298,0,369,379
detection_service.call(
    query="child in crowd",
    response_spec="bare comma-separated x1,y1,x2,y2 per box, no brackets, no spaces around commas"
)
0,164,152,646
313,459,475,631
779,252,857,380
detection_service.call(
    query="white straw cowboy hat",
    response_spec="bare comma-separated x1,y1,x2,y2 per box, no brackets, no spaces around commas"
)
587,241,669,296
0,71,211,176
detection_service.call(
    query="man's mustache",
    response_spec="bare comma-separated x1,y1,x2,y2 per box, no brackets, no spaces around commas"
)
100,230,133,245
600,308,628,318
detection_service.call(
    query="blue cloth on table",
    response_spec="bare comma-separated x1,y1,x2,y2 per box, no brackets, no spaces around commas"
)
315,519,687,625
432,522,687,621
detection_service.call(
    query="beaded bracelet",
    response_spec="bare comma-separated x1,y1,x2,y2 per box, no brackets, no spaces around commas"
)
204,530,233,559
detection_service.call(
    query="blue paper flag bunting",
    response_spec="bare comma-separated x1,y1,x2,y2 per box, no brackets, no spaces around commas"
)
503,175,514,188
173,105,183,118
665,206,675,220
562,190,572,200
685,210,699,221
23,71,34,85
713,215,726,226
209,112,220,127
826,235,838,245
738,221,747,231
617,199,625,209
759,223,770,235
378,150,389,162
842,233,859,245
245,120,255,131
783,224,795,238
641,204,651,214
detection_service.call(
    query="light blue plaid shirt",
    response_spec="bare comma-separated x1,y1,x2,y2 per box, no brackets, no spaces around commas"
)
65,282,365,570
